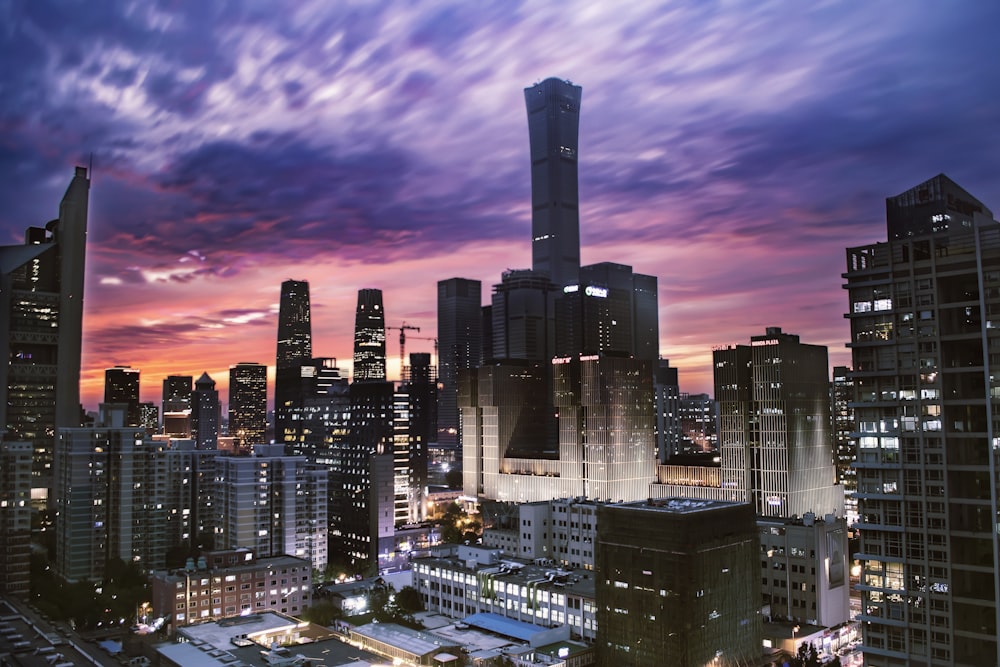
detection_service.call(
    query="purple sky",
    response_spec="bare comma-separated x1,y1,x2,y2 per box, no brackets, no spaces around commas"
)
2,1,999,410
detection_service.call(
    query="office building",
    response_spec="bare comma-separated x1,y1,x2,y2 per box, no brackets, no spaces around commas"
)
192,372,220,449
104,365,141,427
679,392,718,453
228,362,267,449
150,549,312,624
845,174,1000,666
0,166,89,496
0,441,32,595
162,374,193,437
275,279,312,444
437,277,482,449
715,328,843,519
654,359,682,463
596,498,761,666
481,497,601,571
140,401,159,432
759,512,850,628
353,288,387,383
284,357,351,459
215,443,327,572
393,353,436,525
555,262,659,363
830,366,857,523
525,77,582,289
490,269,558,363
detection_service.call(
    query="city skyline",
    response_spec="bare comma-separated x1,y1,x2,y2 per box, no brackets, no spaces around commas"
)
2,2,999,410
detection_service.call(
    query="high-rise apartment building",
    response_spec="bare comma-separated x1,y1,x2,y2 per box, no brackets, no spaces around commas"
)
437,278,482,449
353,288,387,383
275,279,312,444
191,372,220,449
714,328,843,519
215,443,328,572
596,498,761,666
104,365,141,426
1,166,89,495
846,174,1000,666
228,362,267,449
0,441,32,595
525,77,582,288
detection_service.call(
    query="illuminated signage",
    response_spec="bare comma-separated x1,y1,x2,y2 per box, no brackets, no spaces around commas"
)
563,285,579,293
751,339,778,347
584,285,608,298
551,357,572,365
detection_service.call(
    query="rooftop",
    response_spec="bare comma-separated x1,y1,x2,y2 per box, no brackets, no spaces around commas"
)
620,497,744,514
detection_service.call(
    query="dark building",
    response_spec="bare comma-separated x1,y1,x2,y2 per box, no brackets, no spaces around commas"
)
353,288,387,383
555,261,659,362
830,366,856,523
0,441,31,595
490,269,557,363
437,278,482,449
275,279,313,444
394,353,436,524
845,175,1000,667
104,365,141,427
525,77,582,289
596,498,762,666
0,166,89,495
191,372,220,449
654,359,682,463
228,362,267,449
162,374,193,437
284,357,351,460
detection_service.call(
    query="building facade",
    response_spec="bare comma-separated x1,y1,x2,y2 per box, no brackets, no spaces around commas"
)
228,362,267,449
192,372,220,449
715,328,843,519
0,441,32,595
525,77,582,289
831,366,857,523
437,277,482,449
1,166,89,496
162,374,193,437
846,174,1000,666
353,288,387,383
596,498,762,666
275,279,313,445
104,365,141,427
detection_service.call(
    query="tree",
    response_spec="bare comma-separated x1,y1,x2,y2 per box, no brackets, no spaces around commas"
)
395,586,424,613
445,469,463,489
300,600,343,626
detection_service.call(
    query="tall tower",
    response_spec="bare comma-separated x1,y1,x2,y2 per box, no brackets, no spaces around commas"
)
525,78,582,288
846,175,1000,667
437,278,482,449
275,279,312,443
191,372,220,449
228,362,267,449
104,365,141,426
714,328,842,519
353,288,387,383
162,374,193,437
1,166,89,493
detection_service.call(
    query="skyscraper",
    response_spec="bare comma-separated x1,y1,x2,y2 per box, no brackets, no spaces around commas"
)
191,372,220,449
525,78,582,288
714,328,842,518
275,279,312,443
353,288,387,383
846,175,1000,666
162,374,193,437
1,166,89,493
228,362,267,449
437,278,482,449
104,365,141,427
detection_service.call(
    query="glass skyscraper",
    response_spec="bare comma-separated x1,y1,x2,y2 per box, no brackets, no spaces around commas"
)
353,288,387,383
228,362,267,449
525,78,582,289
275,279,312,443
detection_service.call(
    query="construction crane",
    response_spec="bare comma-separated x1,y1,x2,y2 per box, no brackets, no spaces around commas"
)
406,336,439,368
387,322,420,369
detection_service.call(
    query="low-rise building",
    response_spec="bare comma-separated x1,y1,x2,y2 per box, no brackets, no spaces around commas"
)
150,548,312,626
482,497,599,571
413,544,597,641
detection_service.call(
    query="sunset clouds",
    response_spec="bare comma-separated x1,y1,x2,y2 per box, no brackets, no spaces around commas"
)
2,1,999,409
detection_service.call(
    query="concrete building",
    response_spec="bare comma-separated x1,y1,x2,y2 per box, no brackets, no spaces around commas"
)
830,366,857,523
846,174,1000,666
482,497,600,571
413,544,598,641
759,512,850,628
162,374,193,438
150,549,312,625
596,498,762,666
215,443,328,571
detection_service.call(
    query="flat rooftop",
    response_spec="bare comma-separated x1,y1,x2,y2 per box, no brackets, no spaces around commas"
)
352,623,459,657
414,555,596,600
179,612,297,650
618,497,744,514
